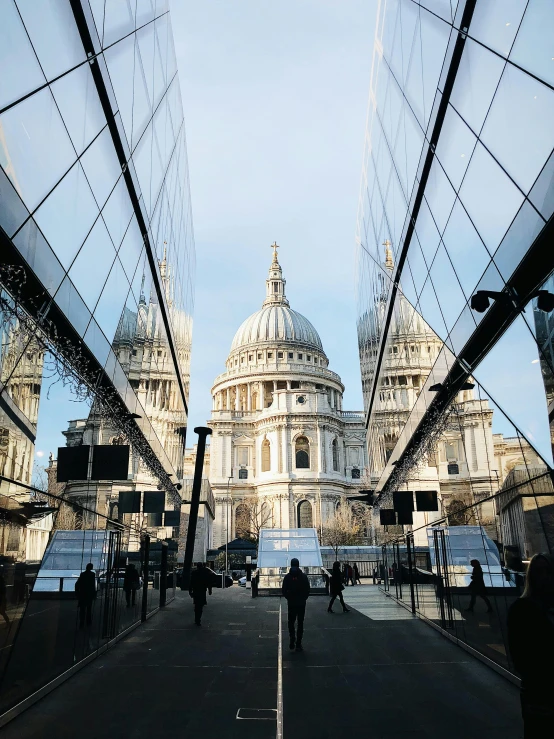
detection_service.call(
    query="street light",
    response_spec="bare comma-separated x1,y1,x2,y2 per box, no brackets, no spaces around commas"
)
225,473,233,576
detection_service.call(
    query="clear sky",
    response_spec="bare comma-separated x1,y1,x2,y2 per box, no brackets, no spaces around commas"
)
169,0,376,441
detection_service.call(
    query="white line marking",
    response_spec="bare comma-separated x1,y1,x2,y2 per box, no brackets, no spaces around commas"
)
277,600,283,739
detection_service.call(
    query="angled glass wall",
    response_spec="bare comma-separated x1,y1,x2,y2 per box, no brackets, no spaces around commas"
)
0,0,193,718
356,0,554,677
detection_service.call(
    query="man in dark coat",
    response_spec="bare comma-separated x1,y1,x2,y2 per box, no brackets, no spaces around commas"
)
75,563,96,628
282,558,310,652
189,562,210,626
123,563,140,607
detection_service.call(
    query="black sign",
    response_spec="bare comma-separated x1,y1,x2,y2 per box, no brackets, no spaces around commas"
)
56,446,90,482
415,490,439,512
119,490,142,513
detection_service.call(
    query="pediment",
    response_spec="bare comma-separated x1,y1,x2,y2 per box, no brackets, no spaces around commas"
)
233,434,255,444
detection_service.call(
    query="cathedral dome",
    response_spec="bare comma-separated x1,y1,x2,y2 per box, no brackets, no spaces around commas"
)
229,244,324,354
231,304,323,351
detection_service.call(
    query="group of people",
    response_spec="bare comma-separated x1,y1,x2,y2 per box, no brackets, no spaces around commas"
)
340,561,361,586
74,563,141,628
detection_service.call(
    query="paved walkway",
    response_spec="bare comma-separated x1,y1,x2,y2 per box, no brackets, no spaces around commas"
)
2,584,523,739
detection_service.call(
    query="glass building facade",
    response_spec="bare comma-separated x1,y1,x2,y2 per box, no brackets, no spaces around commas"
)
0,0,194,719
356,0,554,676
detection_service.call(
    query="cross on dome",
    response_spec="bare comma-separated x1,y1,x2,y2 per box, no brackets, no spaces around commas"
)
263,240,289,307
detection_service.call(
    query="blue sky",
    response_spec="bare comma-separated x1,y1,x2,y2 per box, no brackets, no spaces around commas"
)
170,0,375,438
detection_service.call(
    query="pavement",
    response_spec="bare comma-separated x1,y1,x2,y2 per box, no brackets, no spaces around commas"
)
1,583,523,739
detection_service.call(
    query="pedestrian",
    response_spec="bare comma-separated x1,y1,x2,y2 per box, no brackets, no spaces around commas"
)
282,557,310,652
372,566,378,585
0,573,9,626
343,561,349,586
348,563,355,586
123,563,140,607
353,563,361,585
189,562,210,626
75,563,96,628
465,559,493,613
507,553,554,738
328,561,350,614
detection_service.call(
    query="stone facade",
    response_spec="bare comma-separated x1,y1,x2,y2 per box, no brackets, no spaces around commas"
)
207,248,367,547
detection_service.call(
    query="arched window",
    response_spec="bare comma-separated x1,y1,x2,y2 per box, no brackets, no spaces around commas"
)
295,436,310,469
235,503,249,538
332,439,339,471
297,500,313,528
261,438,271,472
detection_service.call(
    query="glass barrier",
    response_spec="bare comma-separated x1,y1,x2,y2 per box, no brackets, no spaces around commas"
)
379,468,554,677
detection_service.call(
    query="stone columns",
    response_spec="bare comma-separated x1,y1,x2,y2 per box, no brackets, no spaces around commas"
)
226,387,230,410
235,385,240,411
247,383,252,411
283,425,290,473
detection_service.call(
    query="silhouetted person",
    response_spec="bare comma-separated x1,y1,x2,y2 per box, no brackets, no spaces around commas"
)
465,559,492,613
342,562,348,585
353,563,361,585
508,553,554,738
372,566,378,585
75,563,96,628
282,557,310,651
347,563,355,586
328,561,350,613
189,562,210,626
0,573,9,626
123,563,140,607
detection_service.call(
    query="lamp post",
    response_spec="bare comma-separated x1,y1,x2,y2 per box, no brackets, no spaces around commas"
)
226,474,233,575
181,426,212,590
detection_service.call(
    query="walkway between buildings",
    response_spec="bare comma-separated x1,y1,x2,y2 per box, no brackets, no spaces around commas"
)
2,584,522,739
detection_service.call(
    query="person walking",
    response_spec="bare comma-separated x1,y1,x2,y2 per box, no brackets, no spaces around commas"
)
75,563,96,628
282,557,310,652
342,562,349,585
328,561,350,613
123,563,140,607
189,562,210,626
508,553,554,738
465,559,493,613
353,563,361,585
347,563,355,586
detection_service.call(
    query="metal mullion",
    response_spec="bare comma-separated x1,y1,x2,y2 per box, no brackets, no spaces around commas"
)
70,0,189,413
364,0,477,433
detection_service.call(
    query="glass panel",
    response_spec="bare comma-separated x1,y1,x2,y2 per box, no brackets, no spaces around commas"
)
435,105,477,191
103,34,136,147
472,314,553,466
458,142,524,254
429,242,467,332
92,257,130,345
469,0,526,58
13,219,65,297
53,275,92,337
68,216,117,311
33,162,99,271
442,199,492,297
510,1,554,87
419,9,451,130
450,38,505,135
80,126,122,210
0,165,30,238
0,87,76,212
118,217,144,284
50,64,106,157
16,0,87,81
101,175,134,251
102,0,136,48
132,38,153,148
492,199,546,283
0,0,46,110
481,63,554,195
528,148,554,223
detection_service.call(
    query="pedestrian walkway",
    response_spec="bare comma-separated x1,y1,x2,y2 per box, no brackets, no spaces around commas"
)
2,584,523,739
